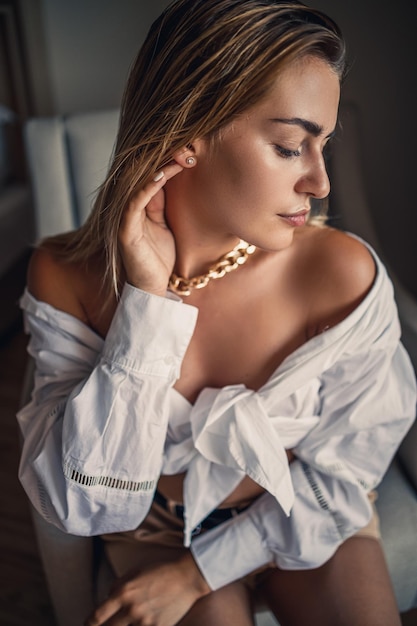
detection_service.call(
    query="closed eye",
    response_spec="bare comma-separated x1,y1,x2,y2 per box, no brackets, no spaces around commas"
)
274,144,301,159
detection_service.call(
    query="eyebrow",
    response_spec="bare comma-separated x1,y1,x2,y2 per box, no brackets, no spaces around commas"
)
270,117,336,139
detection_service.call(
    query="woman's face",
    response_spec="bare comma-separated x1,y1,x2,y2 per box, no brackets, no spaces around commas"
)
184,55,341,251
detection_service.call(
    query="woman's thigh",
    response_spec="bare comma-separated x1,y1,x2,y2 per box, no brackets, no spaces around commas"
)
178,580,255,626
256,537,401,626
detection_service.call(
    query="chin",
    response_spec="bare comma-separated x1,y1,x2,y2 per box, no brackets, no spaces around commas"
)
249,228,296,253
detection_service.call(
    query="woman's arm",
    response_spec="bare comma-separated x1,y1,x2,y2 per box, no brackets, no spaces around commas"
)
87,329,415,626
17,164,200,535
86,552,210,626
18,283,198,535
187,242,416,590
190,335,416,590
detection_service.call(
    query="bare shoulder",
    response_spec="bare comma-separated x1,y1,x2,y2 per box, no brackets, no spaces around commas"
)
299,226,376,335
306,226,376,289
27,246,89,324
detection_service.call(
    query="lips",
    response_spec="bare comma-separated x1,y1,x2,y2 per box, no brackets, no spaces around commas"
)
277,208,310,227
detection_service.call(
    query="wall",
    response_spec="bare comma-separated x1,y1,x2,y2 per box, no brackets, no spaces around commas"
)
38,0,169,114
314,0,417,297
20,0,417,297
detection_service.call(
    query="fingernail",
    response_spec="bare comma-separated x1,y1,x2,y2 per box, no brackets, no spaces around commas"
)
153,171,164,182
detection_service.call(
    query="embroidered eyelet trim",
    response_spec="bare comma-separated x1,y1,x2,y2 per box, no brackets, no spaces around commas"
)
63,461,155,493
357,477,373,491
37,477,53,522
301,462,344,536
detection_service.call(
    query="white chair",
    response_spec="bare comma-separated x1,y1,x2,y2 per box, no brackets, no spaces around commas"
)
20,104,417,626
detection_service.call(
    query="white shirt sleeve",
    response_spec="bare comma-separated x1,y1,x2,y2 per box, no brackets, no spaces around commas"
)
191,339,416,590
17,284,198,535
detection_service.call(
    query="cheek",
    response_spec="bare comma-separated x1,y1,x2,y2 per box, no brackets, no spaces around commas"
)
224,154,290,213
209,145,273,203
197,137,293,217
191,151,251,211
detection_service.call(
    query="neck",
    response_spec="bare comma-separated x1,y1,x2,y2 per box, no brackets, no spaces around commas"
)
172,231,242,279
164,179,240,279
168,238,256,297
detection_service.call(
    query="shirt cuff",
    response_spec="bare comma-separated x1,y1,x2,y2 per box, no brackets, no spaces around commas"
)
190,510,273,590
102,283,198,379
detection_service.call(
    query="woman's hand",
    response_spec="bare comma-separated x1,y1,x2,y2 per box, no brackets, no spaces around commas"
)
85,552,210,626
118,162,183,297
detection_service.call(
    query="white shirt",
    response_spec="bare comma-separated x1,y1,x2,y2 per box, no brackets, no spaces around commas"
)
17,241,416,590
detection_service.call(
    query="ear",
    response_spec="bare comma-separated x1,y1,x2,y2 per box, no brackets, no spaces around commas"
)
172,146,197,168
172,139,206,168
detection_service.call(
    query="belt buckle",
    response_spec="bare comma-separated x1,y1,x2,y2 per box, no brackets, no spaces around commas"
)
165,498,181,517
191,524,202,537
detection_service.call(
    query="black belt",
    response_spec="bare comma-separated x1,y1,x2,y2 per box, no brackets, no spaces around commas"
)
153,490,250,536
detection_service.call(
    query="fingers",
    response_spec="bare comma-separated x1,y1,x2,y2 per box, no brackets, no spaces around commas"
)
151,161,184,187
86,558,206,626
117,161,181,293
85,596,122,626
120,163,180,237
125,161,183,217
86,587,144,626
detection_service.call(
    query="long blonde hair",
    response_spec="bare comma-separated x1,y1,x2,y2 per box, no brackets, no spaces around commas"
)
43,0,346,298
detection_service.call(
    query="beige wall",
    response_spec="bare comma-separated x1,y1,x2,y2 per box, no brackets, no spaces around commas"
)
20,0,417,296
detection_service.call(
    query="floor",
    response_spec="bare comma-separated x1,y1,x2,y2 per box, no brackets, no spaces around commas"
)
0,273,416,625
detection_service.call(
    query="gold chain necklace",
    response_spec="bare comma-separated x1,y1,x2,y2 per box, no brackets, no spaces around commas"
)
168,239,256,297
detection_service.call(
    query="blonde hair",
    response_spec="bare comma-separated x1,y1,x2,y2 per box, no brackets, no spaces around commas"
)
43,0,346,298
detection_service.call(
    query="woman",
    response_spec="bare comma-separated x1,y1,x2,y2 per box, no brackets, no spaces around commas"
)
17,1,416,625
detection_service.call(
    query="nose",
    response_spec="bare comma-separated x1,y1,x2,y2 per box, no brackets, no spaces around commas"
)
295,154,330,199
